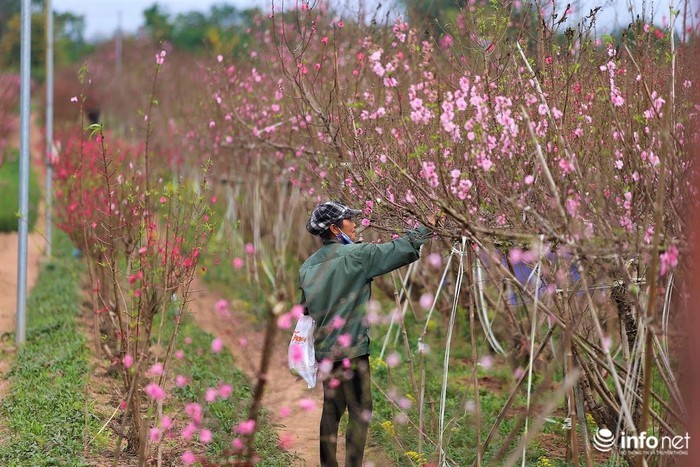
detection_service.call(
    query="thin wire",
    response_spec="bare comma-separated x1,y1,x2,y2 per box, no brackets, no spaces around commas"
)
474,250,506,355
661,272,673,356
419,251,454,343
521,249,542,467
380,262,415,359
438,237,466,466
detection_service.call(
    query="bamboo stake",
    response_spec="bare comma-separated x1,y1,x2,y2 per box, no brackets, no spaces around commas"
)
467,248,482,467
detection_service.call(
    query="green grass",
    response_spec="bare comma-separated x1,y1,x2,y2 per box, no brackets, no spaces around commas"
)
367,313,549,466
0,149,40,232
0,232,98,466
164,309,294,465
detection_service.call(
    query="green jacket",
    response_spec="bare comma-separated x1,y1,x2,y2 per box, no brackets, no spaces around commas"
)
299,226,432,362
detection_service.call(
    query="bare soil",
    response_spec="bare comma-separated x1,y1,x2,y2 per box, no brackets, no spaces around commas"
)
188,278,396,466
188,279,335,466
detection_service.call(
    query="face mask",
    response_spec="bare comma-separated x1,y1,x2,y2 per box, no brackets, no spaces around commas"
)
336,231,353,244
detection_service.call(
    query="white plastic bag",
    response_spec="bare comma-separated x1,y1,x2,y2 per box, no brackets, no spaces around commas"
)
288,315,318,388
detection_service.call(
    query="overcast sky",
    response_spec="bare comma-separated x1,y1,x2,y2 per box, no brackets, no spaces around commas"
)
51,0,686,41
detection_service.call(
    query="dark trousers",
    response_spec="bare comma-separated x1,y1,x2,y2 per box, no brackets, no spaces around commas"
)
320,355,372,467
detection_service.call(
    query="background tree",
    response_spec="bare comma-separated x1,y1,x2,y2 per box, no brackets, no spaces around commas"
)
0,2,91,79
143,3,173,44
142,2,261,57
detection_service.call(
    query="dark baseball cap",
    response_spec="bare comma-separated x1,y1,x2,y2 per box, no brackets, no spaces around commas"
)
306,201,362,236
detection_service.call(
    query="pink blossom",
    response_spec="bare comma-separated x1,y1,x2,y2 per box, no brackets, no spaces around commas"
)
427,253,442,268
290,304,304,319
299,398,316,411
144,383,166,401
218,384,233,399
290,344,303,363
565,197,580,217
439,34,454,49
386,352,401,368
465,400,476,412
318,358,333,375
239,337,249,347
185,403,203,424
279,433,295,450
211,338,224,353
205,387,218,402
232,257,244,269
337,334,352,348
361,218,371,227
159,196,167,204
478,355,494,370
185,337,192,345
337,21,344,28
245,243,256,254
279,406,291,418
331,316,346,329
160,416,173,430
232,438,244,450
524,175,535,185
175,350,184,360
660,245,679,275
419,293,433,310
398,397,412,409
182,451,196,465
148,362,164,376
215,299,229,311
200,429,213,444
277,313,293,329
156,50,166,65
149,427,161,442
234,419,256,435
175,374,188,387
122,354,134,369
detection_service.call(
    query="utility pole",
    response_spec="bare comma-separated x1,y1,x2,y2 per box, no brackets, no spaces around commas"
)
45,0,54,258
17,0,32,345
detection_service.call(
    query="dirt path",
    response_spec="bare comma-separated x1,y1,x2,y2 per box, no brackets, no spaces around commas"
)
0,115,46,405
189,279,327,465
189,279,394,466
0,231,44,337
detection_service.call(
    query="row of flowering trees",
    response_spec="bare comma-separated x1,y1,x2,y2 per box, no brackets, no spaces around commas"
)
49,0,696,464
188,1,695,464
52,60,220,462
0,73,20,164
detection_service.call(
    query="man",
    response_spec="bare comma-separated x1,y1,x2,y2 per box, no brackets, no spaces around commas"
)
300,201,433,467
